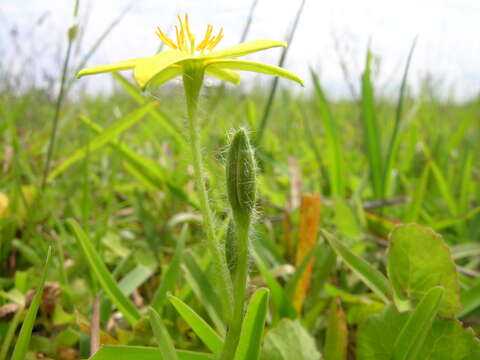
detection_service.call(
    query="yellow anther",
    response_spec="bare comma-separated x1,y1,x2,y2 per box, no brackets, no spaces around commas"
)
196,24,213,52
184,14,194,41
175,25,186,52
155,26,177,50
207,27,223,51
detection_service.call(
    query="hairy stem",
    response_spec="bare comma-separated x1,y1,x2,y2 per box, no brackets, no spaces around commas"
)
219,224,250,360
182,68,233,323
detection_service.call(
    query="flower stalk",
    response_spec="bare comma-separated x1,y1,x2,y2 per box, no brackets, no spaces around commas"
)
182,66,234,322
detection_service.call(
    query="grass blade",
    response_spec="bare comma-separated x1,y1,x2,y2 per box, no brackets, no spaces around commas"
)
251,249,296,320
79,115,196,207
47,101,158,181
168,294,224,354
151,225,188,311
233,288,270,360
68,219,141,325
405,163,430,222
311,70,345,196
90,346,215,360
112,73,189,149
321,230,392,303
11,247,52,360
361,47,383,198
183,252,225,334
149,307,179,360
41,0,80,188
324,298,348,360
0,304,24,360
383,37,417,196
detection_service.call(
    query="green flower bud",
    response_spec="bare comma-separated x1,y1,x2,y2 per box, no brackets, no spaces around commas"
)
226,128,256,227
68,23,79,42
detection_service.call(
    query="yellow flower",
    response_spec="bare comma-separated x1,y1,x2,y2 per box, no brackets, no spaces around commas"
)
77,14,303,89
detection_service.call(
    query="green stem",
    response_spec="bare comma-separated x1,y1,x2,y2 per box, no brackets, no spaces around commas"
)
219,224,250,360
182,68,233,323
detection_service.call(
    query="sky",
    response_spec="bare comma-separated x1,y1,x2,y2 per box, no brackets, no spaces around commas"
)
1,0,479,99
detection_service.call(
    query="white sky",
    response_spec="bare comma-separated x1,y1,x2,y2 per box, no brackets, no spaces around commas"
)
1,0,479,99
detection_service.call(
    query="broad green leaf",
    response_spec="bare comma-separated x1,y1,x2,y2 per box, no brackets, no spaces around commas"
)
206,59,304,86
149,308,179,360
393,286,444,360
90,346,215,360
48,102,157,181
387,224,460,317
322,230,392,303
68,219,141,325
357,306,410,360
234,288,269,360
168,295,223,354
415,318,480,359
324,299,348,360
11,247,52,360
357,305,480,360
261,319,321,360
151,226,188,311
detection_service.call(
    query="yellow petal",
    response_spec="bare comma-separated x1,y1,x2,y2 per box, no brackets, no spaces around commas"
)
76,58,144,78
205,59,304,86
201,39,287,60
146,65,183,88
205,66,240,85
133,50,191,89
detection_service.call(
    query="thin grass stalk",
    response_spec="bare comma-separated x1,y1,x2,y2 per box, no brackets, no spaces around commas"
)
41,0,80,188
254,0,306,146
240,0,259,43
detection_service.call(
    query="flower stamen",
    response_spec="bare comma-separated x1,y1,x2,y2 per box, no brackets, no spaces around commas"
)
155,26,177,50
206,27,223,51
156,14,224,55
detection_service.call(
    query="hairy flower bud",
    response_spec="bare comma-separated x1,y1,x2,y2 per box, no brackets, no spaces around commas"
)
226,129,256,227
